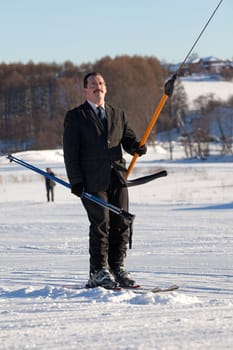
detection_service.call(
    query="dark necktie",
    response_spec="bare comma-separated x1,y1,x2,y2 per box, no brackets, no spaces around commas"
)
97,106,107,132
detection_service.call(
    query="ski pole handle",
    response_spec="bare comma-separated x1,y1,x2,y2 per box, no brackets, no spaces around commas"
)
81,192,135,223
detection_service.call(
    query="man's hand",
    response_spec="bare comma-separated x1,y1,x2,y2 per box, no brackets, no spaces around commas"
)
71,183,84,197
164,73,177,97
134,143,147,157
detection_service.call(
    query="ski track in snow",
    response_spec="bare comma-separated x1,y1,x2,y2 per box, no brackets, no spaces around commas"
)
0,149,233,349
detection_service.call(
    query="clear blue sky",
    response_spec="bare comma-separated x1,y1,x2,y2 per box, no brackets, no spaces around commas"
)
0,0,231,65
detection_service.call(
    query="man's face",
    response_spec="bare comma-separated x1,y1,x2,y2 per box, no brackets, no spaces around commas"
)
84,74,107,105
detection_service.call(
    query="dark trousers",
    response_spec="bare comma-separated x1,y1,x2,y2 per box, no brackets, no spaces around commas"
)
46,186,54,202
82,172,129,274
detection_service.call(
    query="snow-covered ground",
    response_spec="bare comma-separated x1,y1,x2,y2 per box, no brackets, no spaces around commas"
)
180,74,233,109
0,146,233,350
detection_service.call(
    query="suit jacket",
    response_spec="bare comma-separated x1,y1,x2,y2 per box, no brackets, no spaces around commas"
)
63,101,139,192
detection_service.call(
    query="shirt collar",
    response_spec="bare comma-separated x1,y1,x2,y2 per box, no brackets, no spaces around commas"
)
87,100,105,112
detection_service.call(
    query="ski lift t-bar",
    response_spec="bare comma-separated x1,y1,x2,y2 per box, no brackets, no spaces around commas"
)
126,0,224,177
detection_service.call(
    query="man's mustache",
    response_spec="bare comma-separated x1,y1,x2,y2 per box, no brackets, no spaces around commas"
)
93,89,103,93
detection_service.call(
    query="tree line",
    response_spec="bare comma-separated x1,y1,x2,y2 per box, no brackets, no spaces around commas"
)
2,55,232,158
0,56,188,152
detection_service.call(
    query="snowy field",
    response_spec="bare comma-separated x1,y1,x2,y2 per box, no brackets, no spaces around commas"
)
0,146,233,350
180,74,233,109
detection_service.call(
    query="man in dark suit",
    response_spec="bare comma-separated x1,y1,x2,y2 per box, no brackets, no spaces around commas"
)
63,72,146,289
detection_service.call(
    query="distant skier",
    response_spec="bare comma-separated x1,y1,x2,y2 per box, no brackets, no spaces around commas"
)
45,168,56,202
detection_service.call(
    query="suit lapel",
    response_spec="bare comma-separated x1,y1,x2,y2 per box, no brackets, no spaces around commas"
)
83,101,104,132
105,104,112,134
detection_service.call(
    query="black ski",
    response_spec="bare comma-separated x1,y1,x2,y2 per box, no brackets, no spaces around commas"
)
133,284,179,294
61,284,179,293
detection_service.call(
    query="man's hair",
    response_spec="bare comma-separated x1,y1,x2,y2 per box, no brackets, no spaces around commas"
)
83,72,103,88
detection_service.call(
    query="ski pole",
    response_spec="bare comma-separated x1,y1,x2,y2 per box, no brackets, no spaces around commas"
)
127,0,224,178
7,154,71,188
6,154,135,223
